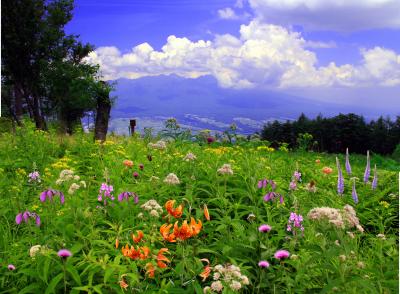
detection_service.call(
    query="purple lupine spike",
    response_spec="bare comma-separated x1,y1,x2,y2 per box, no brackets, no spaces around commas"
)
40,191,47,202
352,179,359,204
372,164,378,190
336,157,344,195
364,150,370,183
16,213,23,224
345,148,352,175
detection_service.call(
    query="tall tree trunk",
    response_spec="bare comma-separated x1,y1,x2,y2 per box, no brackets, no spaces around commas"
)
94,95,111,142
32,93,46,130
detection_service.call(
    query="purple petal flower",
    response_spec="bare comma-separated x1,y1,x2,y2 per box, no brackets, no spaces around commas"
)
372,164,378,190
336,157,344,195
352,180,359,204
258,261,270,268
269,180,276,190
257,180,263,189
258,224,272,232
40,191,47,202
35,215,41,227
15,213,22,225
60,192,65,205
289,180,297,191
345,148,352,175
133,172,139,178
22,211,30,222
57,249,72,259
263,192,273,202
364,150,370,183
274,250,290,260
134,194,139,204
279,195,284,204
8,264,16,271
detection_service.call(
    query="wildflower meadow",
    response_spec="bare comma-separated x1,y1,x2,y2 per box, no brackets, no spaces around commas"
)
0,123,398,293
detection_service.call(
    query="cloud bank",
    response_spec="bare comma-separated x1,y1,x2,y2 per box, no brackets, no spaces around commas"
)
85,20,400,89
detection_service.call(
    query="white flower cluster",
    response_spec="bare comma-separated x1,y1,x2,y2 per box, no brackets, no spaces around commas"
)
164,173,180,185
217,164,233,175
29,245,49,258
148,140,167,150
56,170,86,195
183,152,197,161
140,199,163,218
204,264,249,293
307,204,364,232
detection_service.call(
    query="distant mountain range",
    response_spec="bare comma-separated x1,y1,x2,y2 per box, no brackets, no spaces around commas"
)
107,74,396,135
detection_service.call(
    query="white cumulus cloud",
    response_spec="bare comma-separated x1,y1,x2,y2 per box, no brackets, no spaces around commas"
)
85,20,400,89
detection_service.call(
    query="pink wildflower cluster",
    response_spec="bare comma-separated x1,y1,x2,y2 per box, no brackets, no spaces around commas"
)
287,212,304,235
28,171,41,183
307,205,364,232
289,170,301,191
98,183,114,205
16,211,41,227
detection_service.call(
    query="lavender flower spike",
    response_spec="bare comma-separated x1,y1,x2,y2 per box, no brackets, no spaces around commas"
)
345,148,352,175
372,164,378,190
363,150,370,183
352,179,359,204
336,157,344,195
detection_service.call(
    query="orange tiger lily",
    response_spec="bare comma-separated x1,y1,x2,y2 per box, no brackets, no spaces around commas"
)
145,262,155,278
204,204,210,221
140,246,151,260
132,230,144,243
156,248,170,268
160,223,176,242
174,220,193,241
190,217,202,236
199,258,211,281
121,244,141,259
115,238,120,249
165,200,183,218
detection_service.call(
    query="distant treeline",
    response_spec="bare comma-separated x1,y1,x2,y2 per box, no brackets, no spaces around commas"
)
260,113,400,155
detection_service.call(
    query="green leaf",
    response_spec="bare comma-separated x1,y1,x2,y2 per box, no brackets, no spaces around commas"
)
18,283,42,294
66,264,82,286
45,273,64,294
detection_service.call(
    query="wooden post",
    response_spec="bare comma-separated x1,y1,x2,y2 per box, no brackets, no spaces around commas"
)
130,119,136,135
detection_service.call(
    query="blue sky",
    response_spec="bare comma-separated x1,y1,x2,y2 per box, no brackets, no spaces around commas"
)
66,0,400,109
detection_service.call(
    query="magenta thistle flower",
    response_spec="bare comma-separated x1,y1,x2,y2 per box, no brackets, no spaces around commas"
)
258,224,272,232
352,179,359,204
363,150,370,183
57,249,72,259
336,157,344,195
372,164,378,190
40,189,65,205
345,148,352,175
139,164,144,170
207,137,215,144
15,211,41,227
274,250,290,260
133,171,139,178
8,264,16,271
258,261,270,268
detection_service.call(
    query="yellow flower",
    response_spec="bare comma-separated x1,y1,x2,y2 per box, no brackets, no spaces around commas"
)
379,201,389,208
31,205,39,211
16,168,27,176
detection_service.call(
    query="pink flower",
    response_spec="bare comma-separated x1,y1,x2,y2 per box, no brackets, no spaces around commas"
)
133,172,139,178
258,261,270,268
139,164,144,170
8,264,16,271
258,224,272,232
57,249,72,259
274,250,290,260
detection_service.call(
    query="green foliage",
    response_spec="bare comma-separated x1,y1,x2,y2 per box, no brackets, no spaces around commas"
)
0,129,398,293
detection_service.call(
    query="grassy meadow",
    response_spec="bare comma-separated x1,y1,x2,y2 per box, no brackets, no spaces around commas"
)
0,123,398,293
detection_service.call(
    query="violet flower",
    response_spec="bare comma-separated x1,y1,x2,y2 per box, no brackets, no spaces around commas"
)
28,171,41,183
274,250,290,260
372,164,378,190
258,224,272,232
345,148,352,175
287,212,304,235
293,170,301,182
15,211,41,227
352,179,359,204
98,183,114,205
40,189,65,205
336,157,344,195
289,180,297,191
8,264,16,271
57,249,72,260
363,150,370,183
117,191,139,203
258,261,270,268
